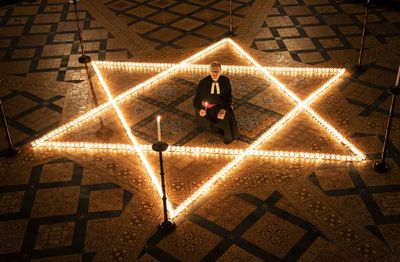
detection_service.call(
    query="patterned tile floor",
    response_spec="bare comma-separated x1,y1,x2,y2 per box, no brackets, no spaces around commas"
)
0,0,400,261
251,0,400,64
104,0,257,49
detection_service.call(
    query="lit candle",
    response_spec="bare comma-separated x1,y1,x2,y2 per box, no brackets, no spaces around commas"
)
396,65,400,87
204,101,208,113
157,115,161,141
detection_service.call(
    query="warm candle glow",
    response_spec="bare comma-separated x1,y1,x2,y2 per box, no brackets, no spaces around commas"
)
157,115,161,141
30,37,366,220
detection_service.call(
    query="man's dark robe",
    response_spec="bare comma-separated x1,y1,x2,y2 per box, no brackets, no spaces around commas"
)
193,75,239,143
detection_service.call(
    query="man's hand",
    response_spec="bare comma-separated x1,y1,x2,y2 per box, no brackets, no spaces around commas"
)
217,109,226,120
199,109,206,117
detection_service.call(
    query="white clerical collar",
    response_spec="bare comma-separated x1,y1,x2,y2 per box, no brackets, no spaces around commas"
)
211,81,220,94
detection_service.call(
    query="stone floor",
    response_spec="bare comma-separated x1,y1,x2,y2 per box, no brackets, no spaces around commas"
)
0,0,400,261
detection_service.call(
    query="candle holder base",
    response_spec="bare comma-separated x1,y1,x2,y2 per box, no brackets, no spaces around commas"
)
158,220,176,234
372,160,390,173
352,64,365,73
388,85,400,95
78,55,91,64
152,141,168,152
226,30,237,37
5,146,21,157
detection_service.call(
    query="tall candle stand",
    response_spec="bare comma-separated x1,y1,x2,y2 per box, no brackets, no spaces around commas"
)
353,0,370,72
0,98,20,157
152,141,176,233
70,0,91,64
226,0,237,37
373,83,400,173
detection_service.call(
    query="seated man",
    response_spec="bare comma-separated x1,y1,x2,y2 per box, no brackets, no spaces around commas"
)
193,62,239,144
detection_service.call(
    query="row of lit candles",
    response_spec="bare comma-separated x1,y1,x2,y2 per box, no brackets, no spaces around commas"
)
31,37,366,219
35,140,364,162
95,61,344,74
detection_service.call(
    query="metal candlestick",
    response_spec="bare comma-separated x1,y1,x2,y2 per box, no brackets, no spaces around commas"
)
70,0,91,64
226,0,237,37
0,98,20,157
353,0,370,72
152,141,176,233
373,84,400,173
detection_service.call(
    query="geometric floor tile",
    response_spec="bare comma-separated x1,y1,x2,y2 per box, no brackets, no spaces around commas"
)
141,191,325,261
0,158,132,261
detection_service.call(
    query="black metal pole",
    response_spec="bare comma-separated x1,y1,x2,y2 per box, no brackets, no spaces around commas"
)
372,85,399,173
71,0,90,64
159,150,169,223
0,98,20,157
152,141,176,233
353,0,370,72
226,0,237,37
